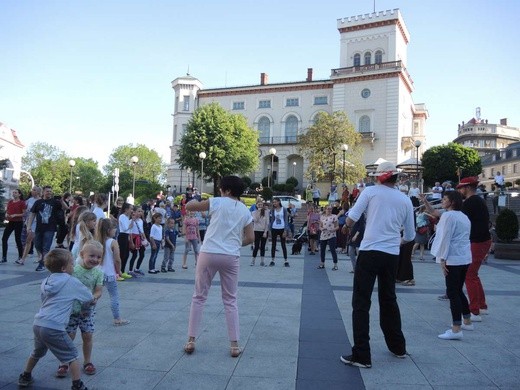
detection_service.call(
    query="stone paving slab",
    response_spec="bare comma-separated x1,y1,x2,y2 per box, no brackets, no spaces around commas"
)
1,232,520,389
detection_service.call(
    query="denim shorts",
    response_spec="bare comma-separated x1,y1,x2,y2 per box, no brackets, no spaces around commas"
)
31,325,78,363
66,311,95,334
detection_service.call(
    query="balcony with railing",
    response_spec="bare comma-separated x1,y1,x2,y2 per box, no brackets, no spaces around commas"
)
331,60,412,82
259,136,298,145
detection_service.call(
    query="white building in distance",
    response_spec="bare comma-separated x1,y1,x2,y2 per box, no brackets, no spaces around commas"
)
168,8,428,192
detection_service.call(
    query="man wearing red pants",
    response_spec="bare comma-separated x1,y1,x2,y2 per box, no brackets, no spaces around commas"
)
456,177,492,322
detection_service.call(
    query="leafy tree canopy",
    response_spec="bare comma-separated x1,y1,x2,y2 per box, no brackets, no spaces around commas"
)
177,102,259,194
298,111,365,184
422,143,481,187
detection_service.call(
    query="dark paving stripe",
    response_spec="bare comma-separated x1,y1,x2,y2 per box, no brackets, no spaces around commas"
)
296,256,364,390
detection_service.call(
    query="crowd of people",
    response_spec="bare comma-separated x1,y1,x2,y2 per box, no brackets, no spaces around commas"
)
3,166,501,386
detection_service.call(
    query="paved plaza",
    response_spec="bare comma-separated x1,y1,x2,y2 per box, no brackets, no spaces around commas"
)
1,234,519,389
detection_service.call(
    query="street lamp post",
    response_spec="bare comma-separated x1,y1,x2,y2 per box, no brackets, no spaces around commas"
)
68,160,76,193
331,152,337,188
131,156,139,198
292,161,296,177
267,166,271,188
414,140,422,192
199,152,206,194
269,147,276,187
341,144,349,184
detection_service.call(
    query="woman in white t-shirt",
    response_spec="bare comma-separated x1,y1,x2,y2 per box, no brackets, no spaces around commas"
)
269,198,290,267
431,191,473,340
183,176,254,358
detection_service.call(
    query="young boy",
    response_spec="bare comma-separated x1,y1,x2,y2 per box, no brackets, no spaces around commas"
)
161,217,178,272
56,241,104,378
18,248,94,389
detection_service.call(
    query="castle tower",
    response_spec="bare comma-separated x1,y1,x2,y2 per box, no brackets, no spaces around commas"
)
168,74,203,190
332,9,425,163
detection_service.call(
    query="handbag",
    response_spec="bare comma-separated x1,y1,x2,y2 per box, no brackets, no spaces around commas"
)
417,226,428,235
136,220,149,247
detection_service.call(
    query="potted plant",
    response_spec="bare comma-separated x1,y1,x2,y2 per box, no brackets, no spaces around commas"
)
494,208,520,260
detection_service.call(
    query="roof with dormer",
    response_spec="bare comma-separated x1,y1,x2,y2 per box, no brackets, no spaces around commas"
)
0,122,25,148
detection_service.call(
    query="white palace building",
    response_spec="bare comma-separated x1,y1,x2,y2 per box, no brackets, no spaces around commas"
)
167,8,428,191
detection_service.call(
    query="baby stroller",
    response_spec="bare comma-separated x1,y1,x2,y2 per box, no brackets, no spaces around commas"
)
291,223,308,255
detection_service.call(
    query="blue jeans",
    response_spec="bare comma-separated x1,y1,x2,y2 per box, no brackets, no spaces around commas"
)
148,239,161,271
103,277,121,320
34,230,55,267
319,236,338,264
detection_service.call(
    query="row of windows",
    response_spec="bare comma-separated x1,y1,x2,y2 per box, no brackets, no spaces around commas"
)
257,115,371,142
232,96,329,110
488,164,518,177
353,50,383,67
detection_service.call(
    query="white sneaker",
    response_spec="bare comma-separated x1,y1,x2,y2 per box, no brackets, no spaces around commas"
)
438,329,463,340
479,309,489,315
461,323,474,331
470,314,482,322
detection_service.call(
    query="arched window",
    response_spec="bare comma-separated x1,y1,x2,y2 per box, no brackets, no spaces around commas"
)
375,50,383,64
364,52,371,65
258,116,271,144
359,116,370,133
353,53,361,67
285,115,298,143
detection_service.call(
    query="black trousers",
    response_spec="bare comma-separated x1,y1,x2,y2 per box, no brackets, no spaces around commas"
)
2,221,24,259
445,264,470,325
252,231,267,258
352,250,406,363
118,233,130,273
271,228,287,260
396,241,414,281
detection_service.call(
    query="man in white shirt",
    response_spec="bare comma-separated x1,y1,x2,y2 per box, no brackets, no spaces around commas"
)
340,162,415,369
494,172,505,191
431,182,443,200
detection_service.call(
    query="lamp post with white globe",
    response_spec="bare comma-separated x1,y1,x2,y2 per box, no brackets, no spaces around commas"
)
131,156,139,198
68,160,76,193
269,147,276,187
199,152,206,194
341,144,349,184
414,140,422,192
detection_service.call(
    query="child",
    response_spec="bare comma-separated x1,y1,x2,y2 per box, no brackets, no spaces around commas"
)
148,213,163,274
181,210,200,269
95,218,130,326
18,249,94,389
56,240,104,378
71,211,97,262
161,217,178,272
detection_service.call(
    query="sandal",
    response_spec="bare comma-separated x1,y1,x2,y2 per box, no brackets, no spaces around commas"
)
56,364,68,378
317,264,325,269
182,265,188,269
230,346,242,358
83,362,96,375
184,340,195,354
113,319,130,326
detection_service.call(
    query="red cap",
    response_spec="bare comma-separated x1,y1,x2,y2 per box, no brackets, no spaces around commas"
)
456,176,479,189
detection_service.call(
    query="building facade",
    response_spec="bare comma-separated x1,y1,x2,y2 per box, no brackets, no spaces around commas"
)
480,141,520,190
168,9,428,192
453,112,520,157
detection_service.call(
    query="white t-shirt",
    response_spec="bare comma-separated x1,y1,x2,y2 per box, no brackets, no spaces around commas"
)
201,197,253,257
408,188,420,198
272,209,285,229
431,210,471,266
431,186,443,199
348,184,415,255
100,238,117,278
92,206,105,220
150,224,163,241
131,218,144,235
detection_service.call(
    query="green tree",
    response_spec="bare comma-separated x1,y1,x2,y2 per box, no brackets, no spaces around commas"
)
422,143,481,187
103,144,166,202
177,103,259,194
70,158,105,196
298,111,365,184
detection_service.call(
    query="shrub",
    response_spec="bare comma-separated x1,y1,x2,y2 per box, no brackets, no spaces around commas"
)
250,182,261,192
505,181,513,188
495,208,519,243
286,176,299,188
285,183,295,194
261,187,273,200
272,183,286,193
261,176,269,187
515,178,520,187
241,176,252,188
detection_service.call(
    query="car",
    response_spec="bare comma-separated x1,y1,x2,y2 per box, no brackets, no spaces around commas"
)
272,195,303,209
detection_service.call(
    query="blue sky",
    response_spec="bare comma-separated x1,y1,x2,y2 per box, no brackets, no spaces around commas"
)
1,0,519,170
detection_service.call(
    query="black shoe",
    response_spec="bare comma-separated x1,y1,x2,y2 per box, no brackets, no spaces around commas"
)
269,261,275,267
161,268,167,273
340,354,372,368
148,270,158,274
167,268,175,272
18,372,34,387
284,262,290,267
1,258,6,263
71,379,88,390
35,264,46,272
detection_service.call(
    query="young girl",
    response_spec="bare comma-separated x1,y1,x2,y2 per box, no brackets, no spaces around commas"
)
128,207,147,276
67,205,89,251
251,201,269,266
148,213,163,274
71,212,97,263
181,210,200,269
118,203,135,279
95,219,129,326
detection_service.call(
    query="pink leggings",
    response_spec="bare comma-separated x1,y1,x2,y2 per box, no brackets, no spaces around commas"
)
188,252,240,341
